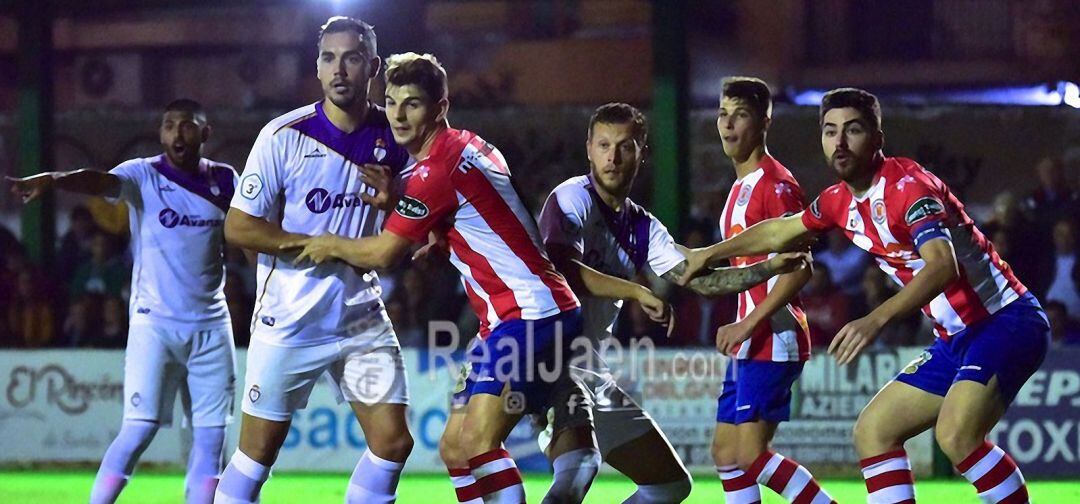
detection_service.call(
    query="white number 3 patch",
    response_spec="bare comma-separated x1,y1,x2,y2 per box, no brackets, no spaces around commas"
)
241,174,264,200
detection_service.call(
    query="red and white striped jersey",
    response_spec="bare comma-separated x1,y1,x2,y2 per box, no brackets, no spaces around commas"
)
385,127,579,337
719,155,811,362
801,156,1027,340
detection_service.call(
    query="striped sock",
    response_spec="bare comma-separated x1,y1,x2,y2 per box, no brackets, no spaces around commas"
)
746,451,835,504
956,441,1029,504
860,449,915,504
448,467,484,503
468,448,525,503
717,464,762,504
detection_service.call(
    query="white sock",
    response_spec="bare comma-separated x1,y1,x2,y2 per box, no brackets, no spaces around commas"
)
90,420,158,504
541,447,601,504
717,464,761,504
185,426,225,504
622,477,693,504
345,450,406,504
215,449,270,504
448,467,484,503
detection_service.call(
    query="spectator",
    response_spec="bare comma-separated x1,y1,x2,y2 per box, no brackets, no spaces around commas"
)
860,265,927,347
56,205,98,283
98,296,127,348
801,264,849,348
1045,301,1080,347
7,268,56,347
224,270,253,347
64,294,103,347
1045,219,1080,317
1025,156,1080,230
982,191,1049,296
815,230,871,301
69,231,127,299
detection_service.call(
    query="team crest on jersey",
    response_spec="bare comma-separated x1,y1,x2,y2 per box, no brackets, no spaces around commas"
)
241,174,264,200
396,195,429,219
809,197,822,218
374,138,387,163
130,392,141,407
905,197,945,226
871,199,887,224
248,385,261,403
736,185,753,206
902,351,932,374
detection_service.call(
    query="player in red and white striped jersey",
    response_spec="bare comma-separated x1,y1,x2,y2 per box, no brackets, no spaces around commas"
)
710,77,834,504
281,53,592,504
684,88,1048,504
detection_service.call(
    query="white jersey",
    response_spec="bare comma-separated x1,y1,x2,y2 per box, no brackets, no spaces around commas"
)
231,101,411,347
539,175,685,343
110,154,236,327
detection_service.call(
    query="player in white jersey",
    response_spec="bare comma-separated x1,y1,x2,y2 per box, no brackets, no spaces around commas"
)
9,99,237,504
215,17,413,504
536,103,810,503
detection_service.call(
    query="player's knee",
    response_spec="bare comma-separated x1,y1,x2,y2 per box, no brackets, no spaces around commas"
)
852,414,883,451
369,430,414,463
735,447,763,471
933,422,980,463
439,435,465,468
458,424,498,457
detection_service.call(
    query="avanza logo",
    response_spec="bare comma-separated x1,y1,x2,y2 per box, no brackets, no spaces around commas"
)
305,188,365,214
158,208,223,228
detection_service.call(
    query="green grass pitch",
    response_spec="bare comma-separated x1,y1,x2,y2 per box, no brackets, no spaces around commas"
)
3,471,1080,503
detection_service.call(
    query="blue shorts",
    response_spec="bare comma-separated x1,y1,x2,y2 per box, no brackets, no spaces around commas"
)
716,359,804,424
451,309,583,415
894,293,1049,405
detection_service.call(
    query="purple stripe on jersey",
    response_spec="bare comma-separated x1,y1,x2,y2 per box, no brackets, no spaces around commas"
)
151,155,234,212
288,101,410,175
586,177,651,272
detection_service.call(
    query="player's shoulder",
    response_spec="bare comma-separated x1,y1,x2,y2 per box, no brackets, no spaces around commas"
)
760,155,803,188
883,156,944,195
262,102,319,138
550,175,591,201
810,183,849,216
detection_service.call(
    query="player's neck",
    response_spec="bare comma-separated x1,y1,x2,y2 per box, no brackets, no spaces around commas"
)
410,122,448,160
844,153,885,196
322,99,370,134
165,153,200,174
731,145,767,179
593,183,628,211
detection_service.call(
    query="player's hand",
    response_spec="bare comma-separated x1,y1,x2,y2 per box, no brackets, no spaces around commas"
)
677,247,711,286
359,164,395,211
280,234,342,266
767,252,812,275
715,319,754,355
636,288,669,324
412,230,449,265
829,315,884,365
6,174,55,203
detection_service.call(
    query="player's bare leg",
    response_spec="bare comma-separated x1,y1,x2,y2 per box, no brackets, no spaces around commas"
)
345,402,413,503
459,390,527,503
442,409,491,503
853,380,942,504
712,422,759,504
542,425,600,504
215,413,290,504
605,426,692,503
936,377,1027,502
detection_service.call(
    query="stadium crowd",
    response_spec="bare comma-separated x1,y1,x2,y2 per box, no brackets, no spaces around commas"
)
2,155,1078,351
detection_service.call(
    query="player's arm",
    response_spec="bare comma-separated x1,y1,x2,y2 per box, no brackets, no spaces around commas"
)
661,252,809,297
829,238,959,364
224,209,309,256
680,213,816,284
713,260,813,354
7,170,121,202
547,243,668,323
279,230,413,270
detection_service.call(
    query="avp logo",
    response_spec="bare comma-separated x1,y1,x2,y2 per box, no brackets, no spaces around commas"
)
306,188,365,214
158,208,223,228
159,208,180,228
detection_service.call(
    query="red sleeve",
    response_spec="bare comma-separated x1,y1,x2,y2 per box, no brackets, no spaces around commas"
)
891,174,948,238
384,165,457,243
764,179,806,219
801,189,839,232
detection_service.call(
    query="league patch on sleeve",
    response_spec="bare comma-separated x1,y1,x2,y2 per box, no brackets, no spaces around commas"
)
904,197,945,226
240,174,264,200
809,196,822,219
395,195,430,219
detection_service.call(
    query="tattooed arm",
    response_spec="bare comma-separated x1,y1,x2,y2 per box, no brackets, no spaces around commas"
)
661,252,810,297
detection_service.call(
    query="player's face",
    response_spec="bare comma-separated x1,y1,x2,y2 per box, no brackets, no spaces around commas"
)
159,110,206,168
821,107,881,183
587,121,643,197
385,84,445,151
317,31,378,109
716,97,766,161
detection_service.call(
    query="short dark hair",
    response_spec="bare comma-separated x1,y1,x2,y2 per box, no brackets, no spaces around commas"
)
163,98,206,123
318,16,377,58
820,87,881,131
588,102,648,147
721,76,772,118
385,52,448,102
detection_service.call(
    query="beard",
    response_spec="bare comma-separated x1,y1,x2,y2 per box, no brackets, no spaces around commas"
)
590,162,635,197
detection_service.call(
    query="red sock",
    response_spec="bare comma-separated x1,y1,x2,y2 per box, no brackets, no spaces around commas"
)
956,441,1029,504
468,448,525,503
860,449,915,504
746,450,835,504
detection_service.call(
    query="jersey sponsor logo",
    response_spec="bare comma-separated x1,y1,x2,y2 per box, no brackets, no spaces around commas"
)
159,185,176,192
905,197,945,226
261,316,276,327
241,174,264,200
305,188,365,214
872,199,887,224
158,208,223,229
136,307,151,314
303,147,326,158
809,197,822,218
395,195,430,219
736,184,753,206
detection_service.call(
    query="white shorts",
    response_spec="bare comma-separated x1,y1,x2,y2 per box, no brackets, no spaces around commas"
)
123,323,237,428
241,304,409,422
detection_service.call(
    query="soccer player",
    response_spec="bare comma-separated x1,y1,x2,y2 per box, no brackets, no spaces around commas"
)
534,101,811,504
683,88,1048,504
707,77,834,504
9,99,237,504
281,52,593,504
216,17,413,504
